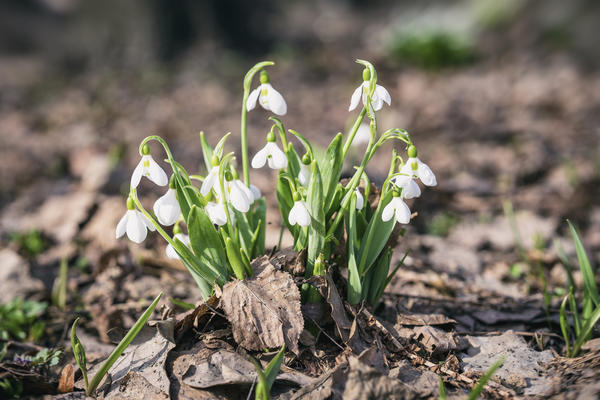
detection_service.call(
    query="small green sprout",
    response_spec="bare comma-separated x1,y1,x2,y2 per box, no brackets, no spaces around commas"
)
251,345,285,400
71,292,163,396
0,298,47,341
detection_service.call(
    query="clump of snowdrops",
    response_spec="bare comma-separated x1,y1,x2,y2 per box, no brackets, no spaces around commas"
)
116,60,436,306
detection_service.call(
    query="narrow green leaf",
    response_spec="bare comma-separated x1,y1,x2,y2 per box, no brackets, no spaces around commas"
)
568,221,599,307
306,161,325,276
86,292,163,396
357,190,396,275
560,294,571,357
466,356,504,400
225,237,249,280
172,237,223,290
264,345,285,390
70,318,88,392
439,376,446,400
250,199,267,257
199,131,214,172
571,303,600,357
319,133,343,212
367,247,392,306
284,143,302,185
188,206,227,274
346,193,362,304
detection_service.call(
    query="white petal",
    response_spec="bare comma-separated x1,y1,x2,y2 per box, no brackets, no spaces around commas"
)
200,167,218,196
402,179,421,199
130,159,144,188
394,199,411,224
126,210,148,243
145,156,168,186
207,202,228,226
250,184,261,201
417,159,437,186
376,84,391,105
298,164,310,186
371,96,384,111
154,189,181,225
236,181,255,204
290,201,310,227
251,146,269,169
138,210,156,231
355,189,364,210
382,200,396,222
352,123,371,146
229,182,251,212
266,85,287,116
247,87,261,111
266,142,288,169
394,173,411,189
116,212,128,238
165,243,179,260
349,84,363,111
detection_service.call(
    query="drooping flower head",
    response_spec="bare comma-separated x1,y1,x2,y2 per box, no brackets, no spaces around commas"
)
153,177,181,226
288,192,310,227
226,171,253,213
298,153,312,186
166,231,191,260
252,130,288,170
116,196,156,243
382,190,411,224
131,144,169,188
201,154,221,197
355,188,364,210
247,70,287,116
349,67,391,112
394,145,437,188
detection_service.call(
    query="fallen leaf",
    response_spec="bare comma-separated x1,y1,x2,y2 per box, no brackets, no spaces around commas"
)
174,295,219,339
58,364,74,393
412,326,469,355
389,360,440,398
396,312,456,326
108,371,169,400
221,256,303,354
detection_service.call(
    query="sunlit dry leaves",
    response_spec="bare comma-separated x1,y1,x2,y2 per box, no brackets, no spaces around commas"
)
58,364,74,393
108,372,169,400
412,326,468,356
174,295,219,338
221,256,303,354
396,312,456,326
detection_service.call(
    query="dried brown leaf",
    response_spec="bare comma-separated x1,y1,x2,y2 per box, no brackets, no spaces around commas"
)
221,257,303,353
396,312,456,326
58,364,74,393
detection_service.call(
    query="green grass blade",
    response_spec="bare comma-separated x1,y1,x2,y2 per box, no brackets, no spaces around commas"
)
306,161,325,276
466,356,504,400
438,376,446,400
86,292,163,395
264,345,285,390
70,318,88,392
560,294,571,357
571,303,600,357
568,221,599,307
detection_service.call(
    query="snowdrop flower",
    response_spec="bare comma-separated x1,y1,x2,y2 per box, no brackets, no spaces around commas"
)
165,233,190,260
206,201,228,226
227,179,253,213
382,192,411,224
351,123,371,147
250,184,261,201
298,163,311,186
153,184,181,226
288,197,311,227
246,70,287,116
201,157,220,196
116,197,156,243
348,68,391,112
252,133,288,170
355,188,364,210
396,146,437,187
131,144,169,188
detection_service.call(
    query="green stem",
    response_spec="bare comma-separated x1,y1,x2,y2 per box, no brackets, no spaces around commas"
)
241,93,250,186
130,188,179,250
342,107,367,157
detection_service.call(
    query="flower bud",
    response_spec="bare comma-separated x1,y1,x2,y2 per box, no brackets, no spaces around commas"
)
301,153,311,165
266,130,276,143
293,191,302,202
141,144,151,155
126,196,136,210
211,154,219,166
224,170,233,182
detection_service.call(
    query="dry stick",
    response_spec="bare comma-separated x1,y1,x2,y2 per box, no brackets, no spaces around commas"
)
306,315,346,351
362,309,514,398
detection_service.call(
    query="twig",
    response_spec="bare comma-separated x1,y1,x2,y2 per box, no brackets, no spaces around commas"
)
306,316,345,351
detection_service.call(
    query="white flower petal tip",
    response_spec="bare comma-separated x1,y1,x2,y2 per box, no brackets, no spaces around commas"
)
355,188,364,210
400,157,437,187
153,188,181,226
349,81,391,112
252,142,288,170
349,84,363,111
298,164,311,186
200,166,219,196
166,233,190,260
417,159,437,187
117,210,154,243
249,83,287,116
250,185,262,201
131,155,168,188
206,202,228,226
288,201,310,227
228,180,252,213
381,197,411,225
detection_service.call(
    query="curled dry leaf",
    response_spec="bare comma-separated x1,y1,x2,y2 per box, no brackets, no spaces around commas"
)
58,364,75,393
221,256,303,354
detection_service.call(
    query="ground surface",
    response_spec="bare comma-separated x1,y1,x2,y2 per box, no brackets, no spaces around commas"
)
0,0,599,398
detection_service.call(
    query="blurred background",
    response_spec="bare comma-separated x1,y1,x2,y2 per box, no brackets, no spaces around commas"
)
1,0,599,289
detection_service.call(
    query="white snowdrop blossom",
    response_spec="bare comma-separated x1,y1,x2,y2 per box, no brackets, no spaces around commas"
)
382,195,411,224
252,142,288,170
201,166,220,196
393,175,422,199
397,157,437,187
165,233,190,260
351,123,371,147
206,201,228,226
247,71,287,116
116,209,156,244
355,188,364,210
153,188,181,226
131,154,168,188
298,163,311,186
288,200,311,227
250,184,262,201
348,81,391,112
227,179,253,213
